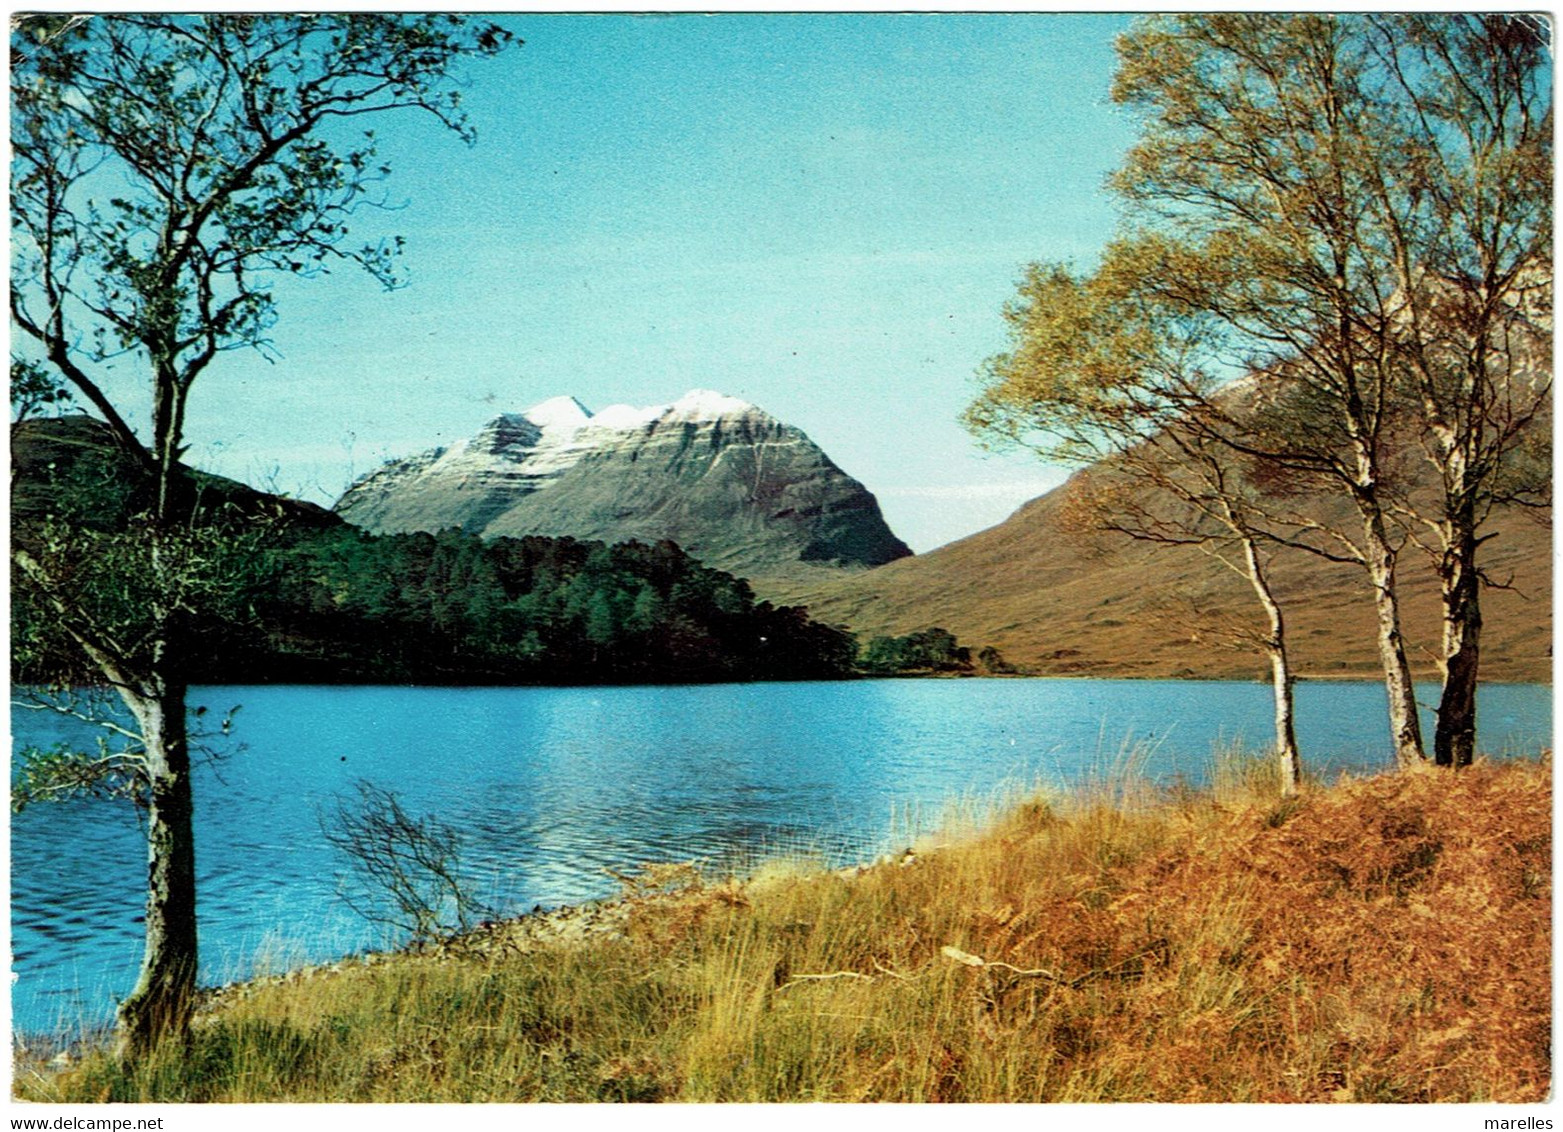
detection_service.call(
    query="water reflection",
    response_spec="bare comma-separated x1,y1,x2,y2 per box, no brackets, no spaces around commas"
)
11,678,1551,1036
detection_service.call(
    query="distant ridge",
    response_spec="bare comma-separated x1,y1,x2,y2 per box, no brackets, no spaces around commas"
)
11,414,341,531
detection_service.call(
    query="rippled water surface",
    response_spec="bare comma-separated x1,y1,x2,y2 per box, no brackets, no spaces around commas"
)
11,678,1552,1036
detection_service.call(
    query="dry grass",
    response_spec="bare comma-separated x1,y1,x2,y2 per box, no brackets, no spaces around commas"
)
16,755,1550,1103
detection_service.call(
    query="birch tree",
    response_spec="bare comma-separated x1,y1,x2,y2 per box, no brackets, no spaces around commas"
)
968,259,1305,794
1361,15,1551,766
1100,14,1548,768
10,13,514,1056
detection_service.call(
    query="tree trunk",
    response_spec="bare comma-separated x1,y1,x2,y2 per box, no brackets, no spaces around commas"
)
1241,534,1301,794
1268,646,1302,795
114,680,198,1059
1434,506,1481,768
115,351,200,1059
1360,508,1425,768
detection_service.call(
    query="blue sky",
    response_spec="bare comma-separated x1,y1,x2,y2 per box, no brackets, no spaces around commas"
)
173,13,1138,552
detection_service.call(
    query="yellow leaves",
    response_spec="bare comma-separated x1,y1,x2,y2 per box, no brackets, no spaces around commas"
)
970,246,1226,467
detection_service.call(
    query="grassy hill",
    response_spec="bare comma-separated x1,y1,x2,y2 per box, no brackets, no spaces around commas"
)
772,465,1552,683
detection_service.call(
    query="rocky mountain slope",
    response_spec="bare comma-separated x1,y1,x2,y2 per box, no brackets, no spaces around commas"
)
778,464,1551,684
333,390,912,586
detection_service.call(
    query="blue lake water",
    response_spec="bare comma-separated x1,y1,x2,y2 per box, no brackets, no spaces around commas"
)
10,678,1552,1037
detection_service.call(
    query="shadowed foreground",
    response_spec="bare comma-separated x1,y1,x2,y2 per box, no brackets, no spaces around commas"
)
17,756,1550,1103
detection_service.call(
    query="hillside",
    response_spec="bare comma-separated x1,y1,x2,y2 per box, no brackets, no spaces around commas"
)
10,413,341,533
776,466,1552,683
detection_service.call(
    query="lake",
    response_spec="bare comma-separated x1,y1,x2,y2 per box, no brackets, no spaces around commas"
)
10,678,1552,1038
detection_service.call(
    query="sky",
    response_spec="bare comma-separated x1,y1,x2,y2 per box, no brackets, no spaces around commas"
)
113,13,1140,553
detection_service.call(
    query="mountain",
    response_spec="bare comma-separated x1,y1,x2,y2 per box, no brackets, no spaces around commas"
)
333,390,913,585
779,464,1551,684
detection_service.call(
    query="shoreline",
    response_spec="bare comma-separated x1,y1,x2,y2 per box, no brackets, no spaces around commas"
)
17,848,927,1056
17,756,1552,1102
19,852,898,1064
20,672,1552,695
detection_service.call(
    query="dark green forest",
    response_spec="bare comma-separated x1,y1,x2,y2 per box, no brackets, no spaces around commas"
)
858,628,1010,676
243,526,861,684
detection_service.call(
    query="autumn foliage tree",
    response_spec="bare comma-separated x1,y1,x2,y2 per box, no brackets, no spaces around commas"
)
967,261,1305,794
9,13,514,1056
976,13,1549,772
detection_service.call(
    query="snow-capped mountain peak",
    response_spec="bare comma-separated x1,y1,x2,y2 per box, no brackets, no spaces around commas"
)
333,387,911,583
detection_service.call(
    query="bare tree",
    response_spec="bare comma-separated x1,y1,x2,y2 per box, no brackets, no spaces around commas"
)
323,782,493,946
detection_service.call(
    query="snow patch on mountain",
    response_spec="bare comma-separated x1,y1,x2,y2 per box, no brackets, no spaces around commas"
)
523,395,593,431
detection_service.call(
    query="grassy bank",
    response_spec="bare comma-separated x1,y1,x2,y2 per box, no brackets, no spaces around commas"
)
16,755,1550,1103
